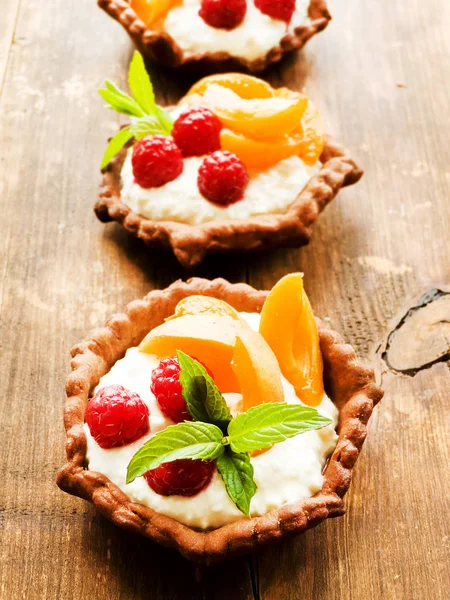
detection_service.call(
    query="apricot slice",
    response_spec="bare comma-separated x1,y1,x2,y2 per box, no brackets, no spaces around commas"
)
231,330,284,411
297,100,325,166
167,296,246,324
139,314,242,392
187,73,275,101
259,273,324,407
211,89,308,140
140,312,284,408
220,128,304,169
130,0,176,26
186,73,308,140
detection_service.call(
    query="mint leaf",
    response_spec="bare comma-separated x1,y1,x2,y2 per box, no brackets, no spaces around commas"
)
126,421,224,484
226,403,332,453
100,126,133,169
155,105,173,135
99,80,144,117
216,449,256,517
129,115,170,140
99,51,173,167
177,351,232,431
128,51,157,115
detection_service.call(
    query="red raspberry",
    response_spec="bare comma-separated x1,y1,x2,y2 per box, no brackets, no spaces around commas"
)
199,0,247,30
144,459,215,496
172,107,222,158
255,0,296,23
151,356,213,423
198,151,249,206
86,384,149,449
131,135,183,188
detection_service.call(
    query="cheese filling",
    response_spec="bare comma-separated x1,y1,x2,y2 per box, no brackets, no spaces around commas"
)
161,0,311,62
121,151,319,226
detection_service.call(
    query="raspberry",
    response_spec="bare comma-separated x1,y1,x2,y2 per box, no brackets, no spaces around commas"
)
198,151,249,206
86,384,149,449
144,459,215,496
255,0,296,23
172,107,222,158
131,135,183,188
151,356,213,423
199,0,247,30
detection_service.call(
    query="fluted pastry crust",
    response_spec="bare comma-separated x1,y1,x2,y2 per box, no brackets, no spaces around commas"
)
97,0,331,73
96,137,362,268
57,278,383,565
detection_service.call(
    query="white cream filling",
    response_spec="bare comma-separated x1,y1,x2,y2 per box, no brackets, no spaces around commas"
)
85,313,338,530
121,151,319,226
162,0,311,61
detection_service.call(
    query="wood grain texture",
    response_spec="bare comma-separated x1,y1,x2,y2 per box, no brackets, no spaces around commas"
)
0,0,449,598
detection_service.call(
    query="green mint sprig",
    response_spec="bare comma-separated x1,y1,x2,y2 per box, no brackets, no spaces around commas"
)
98,51,173,169
127,352,332,517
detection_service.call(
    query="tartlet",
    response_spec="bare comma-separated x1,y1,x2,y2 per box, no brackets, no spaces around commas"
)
96,60,362,268
97,0,331,73
57,276,383,565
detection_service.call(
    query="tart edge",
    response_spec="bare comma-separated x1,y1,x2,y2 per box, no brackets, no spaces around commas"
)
95,136,363,268
97,0,331,74
57,277,383,565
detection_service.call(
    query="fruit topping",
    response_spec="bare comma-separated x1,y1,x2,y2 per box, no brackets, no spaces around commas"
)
172,107,222,157
168,295,245,322
259,273,324,407
298,100,325,166
231,329,284,411
151,356,214,423
189,78,307,140
131,135,183,188
255,0,296,23
131,0,177,26
184,73,323,171
198,150,249,206
151,357,190,423
140,307,284,410
139,314,245,392
187,73,274,100
144,459,215,496
171,299,284,410
199,0,247,30
220,127,304,169
86,384,150,449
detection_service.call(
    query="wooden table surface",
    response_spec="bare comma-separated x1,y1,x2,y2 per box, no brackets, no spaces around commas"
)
1,0,449,598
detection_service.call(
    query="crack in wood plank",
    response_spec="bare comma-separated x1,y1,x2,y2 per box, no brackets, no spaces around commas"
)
381,289,450,376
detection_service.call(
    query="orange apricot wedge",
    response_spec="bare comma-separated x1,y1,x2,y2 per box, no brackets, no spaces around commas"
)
220,128,304,169
259,273,324,407
297,100,325,166
186,73,275,100
187,74,307,140
130,0,176,26
167,295,246,324
139,314,242,392
212,89,308,140
231,330,284,411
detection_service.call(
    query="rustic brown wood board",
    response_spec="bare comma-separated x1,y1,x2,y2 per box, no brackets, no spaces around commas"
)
0,0,449,597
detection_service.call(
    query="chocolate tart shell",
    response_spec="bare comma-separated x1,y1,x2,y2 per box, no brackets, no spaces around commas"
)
57,278,383,565
97,0,331,74
96,137,362,268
